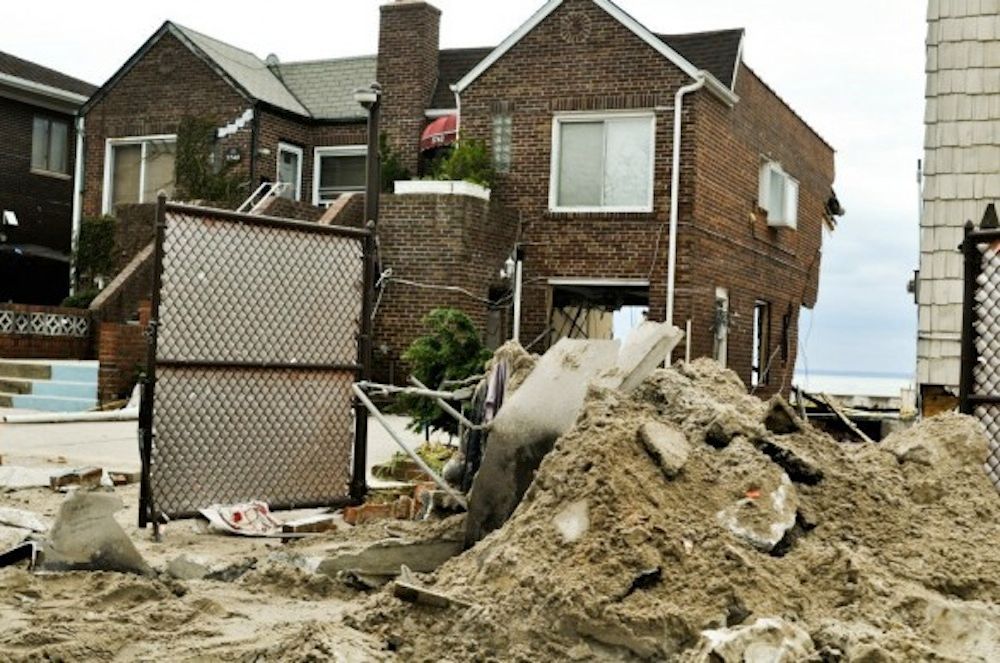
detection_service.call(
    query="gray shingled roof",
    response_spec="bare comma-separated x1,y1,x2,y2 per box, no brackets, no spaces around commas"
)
432,47,494,109
0,50,96,97
171,23,309,116
657,29,744,88
276,56,376,121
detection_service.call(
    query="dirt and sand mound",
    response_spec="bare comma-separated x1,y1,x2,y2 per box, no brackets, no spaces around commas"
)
353,359,1000,661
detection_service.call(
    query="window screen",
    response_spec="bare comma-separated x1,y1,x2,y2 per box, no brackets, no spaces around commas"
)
555,116,653,210
142,141,176,202
31,117,69,174
111,144,142,208
318,154,366,202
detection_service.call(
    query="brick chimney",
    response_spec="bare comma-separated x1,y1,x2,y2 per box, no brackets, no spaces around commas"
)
377,0,441,174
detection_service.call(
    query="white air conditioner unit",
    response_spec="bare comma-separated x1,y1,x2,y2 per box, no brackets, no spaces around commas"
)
2,210,18,226
759,162,798,230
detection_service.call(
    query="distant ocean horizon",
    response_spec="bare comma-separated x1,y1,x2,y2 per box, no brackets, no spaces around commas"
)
792,368,915,399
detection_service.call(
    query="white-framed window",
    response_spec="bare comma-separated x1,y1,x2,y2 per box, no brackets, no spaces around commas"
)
31,116,69,175
276,142,303,201
758,160,799,229
751,299,771,387
102,135,177,214
313,146,366,205
549,112,655,213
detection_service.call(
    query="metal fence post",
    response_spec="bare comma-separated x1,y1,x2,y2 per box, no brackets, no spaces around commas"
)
960,220,980,415
351,225,376,503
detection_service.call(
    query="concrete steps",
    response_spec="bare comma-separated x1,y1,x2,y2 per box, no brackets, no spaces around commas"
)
0,360,98,412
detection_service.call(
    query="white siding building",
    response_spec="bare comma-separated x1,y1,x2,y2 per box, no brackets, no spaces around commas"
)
919,0,1000,398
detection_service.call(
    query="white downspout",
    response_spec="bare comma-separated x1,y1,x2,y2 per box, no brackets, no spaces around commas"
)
69,115,85,295
666,76,705,327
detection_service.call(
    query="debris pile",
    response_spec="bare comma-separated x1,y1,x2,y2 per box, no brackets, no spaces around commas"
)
353,359,1000,661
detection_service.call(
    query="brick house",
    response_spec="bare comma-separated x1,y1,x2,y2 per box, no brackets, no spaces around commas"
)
77,0,838,394
0,51,94,304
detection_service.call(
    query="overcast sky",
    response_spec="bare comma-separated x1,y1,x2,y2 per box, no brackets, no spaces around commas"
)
4,1,926,376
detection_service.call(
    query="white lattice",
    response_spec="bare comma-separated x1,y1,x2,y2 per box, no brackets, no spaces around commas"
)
973,243,1000,488
0,310,89,338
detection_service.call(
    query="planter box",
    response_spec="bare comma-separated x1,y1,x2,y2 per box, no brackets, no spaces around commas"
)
393,180,491,201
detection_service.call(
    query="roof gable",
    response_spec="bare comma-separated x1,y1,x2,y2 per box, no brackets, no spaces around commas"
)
452,0,739,104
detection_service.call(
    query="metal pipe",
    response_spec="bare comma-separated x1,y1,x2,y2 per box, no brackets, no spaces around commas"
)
69,115,85,295
959,220,980,415
3,407,138,424
356,381,466,401
666,76,706,327
685,319,692,362
513,247,523,342
352,383,467,509
409,377,485,431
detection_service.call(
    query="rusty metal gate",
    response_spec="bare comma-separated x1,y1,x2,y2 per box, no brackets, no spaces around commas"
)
959,205,1000,488
139,199,374,525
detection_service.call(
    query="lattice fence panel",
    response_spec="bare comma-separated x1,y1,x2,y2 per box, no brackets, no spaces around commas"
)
972,242,1000,488
146,208,365,518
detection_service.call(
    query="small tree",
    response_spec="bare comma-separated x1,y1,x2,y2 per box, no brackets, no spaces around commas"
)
174,116,244,207
397,308,491,435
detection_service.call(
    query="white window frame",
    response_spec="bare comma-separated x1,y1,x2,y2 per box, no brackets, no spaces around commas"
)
548,111,656,214
713,287,729,368
758,159,799,229
102,134,177,214
312,145,367,206
276,142,303,201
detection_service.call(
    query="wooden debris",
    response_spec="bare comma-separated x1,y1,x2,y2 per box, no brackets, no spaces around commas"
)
281,513,337,534
109,470,142,486
49,466,103,490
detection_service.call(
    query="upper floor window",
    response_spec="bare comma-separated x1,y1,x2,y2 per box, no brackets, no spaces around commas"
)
759,160,799,229
32,117,69,175
550,113,655,213
103,135,177,214
313,146,366,205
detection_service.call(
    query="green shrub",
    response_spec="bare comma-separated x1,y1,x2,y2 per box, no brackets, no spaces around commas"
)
396,308,490,435
174,116,244,207
76,215,116,289
380,133,411,193
431,139,495,188
61,289,100,309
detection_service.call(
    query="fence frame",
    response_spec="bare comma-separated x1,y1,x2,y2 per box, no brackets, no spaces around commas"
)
138,196,374,529
959,221,1000,414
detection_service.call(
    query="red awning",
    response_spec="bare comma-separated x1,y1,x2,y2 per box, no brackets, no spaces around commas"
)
420,114,458,151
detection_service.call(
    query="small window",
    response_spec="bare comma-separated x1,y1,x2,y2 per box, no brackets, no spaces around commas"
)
492,113,512,173
32,117,69,174
550,114,655,212
276,143,303,201
751,300,771,387
104,136,177,213
314,146,366,205
758,160,799,229
713,287,729,367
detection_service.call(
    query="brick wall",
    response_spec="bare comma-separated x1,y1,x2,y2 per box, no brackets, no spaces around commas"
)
377,0,441,173
0,96,78,303
97,301,150,402
0,304,93,359
372,192,517,383
82,30,253,218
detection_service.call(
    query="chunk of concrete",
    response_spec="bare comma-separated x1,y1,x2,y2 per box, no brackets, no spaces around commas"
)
465,339,620,545
316,538,462,579
716,470,799,553
597,321,685,393
37,490,152,576
0,466,53,490
763,396,803,435
0,507,47,533
754,438,824,485
49,466,103,490
553,499,590,543
166,554,212,580
691,617,814,663
638,421,690,479
705,408,767,449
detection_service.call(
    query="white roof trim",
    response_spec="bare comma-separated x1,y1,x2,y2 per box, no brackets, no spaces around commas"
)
730,31,745,89
452,0,738,106
0,72,88,107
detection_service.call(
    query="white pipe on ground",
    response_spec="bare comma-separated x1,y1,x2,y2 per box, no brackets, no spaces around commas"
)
3,408,138,425
666,76,706,327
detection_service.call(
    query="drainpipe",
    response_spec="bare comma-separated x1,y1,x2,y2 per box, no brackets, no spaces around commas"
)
69,114,85,295
666,75,706,327
451,85,461,140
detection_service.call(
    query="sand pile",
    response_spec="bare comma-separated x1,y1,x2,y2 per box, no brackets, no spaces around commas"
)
353,359,1000,661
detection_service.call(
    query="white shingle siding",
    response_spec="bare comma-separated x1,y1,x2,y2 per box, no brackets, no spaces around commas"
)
920,0,1000,391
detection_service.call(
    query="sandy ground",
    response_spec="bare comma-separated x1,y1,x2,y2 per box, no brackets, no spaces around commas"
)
0,408,452,661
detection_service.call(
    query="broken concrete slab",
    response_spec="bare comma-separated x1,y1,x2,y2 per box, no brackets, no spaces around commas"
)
716,463,799,553
704,407,767,449
754,438,824,486
316,538,463,579
596,321,684,393
0,508,47,533
638,421,690,478
166,554,212,581
393,564,473,609
37,490,152,576
0,466,54,490
49,466,103,490
763,395,803,435
691,617,814,662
